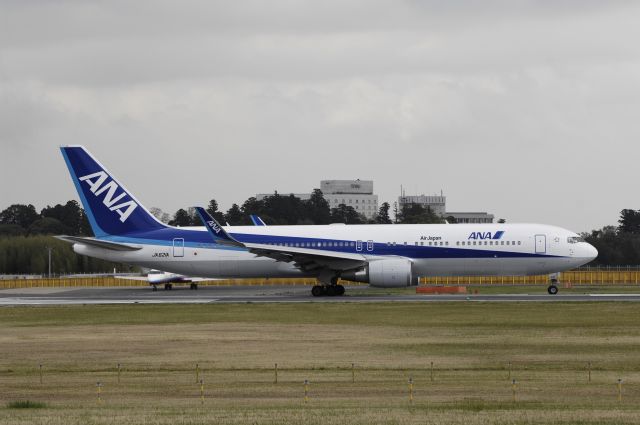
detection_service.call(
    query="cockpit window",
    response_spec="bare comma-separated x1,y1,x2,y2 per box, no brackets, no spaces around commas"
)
567,236,585,244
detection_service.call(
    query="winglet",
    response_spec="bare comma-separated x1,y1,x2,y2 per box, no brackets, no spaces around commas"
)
250,214,267,226
194,207,245,248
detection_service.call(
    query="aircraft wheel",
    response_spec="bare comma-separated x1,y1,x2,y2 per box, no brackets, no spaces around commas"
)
311,285,324,297
194,283,198,290
152,285,157,292
547,285,558,295
326,285,337,296
165,283,172,291
336,285,345,296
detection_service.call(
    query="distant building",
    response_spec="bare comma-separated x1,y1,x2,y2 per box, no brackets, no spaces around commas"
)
398,191,494,223
398,194,446,217
257,179,379,219
255,192,311,201
321,180,378,219
445,212,494,224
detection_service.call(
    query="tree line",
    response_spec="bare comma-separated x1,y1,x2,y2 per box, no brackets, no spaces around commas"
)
581,209,640,266
160,190,443,227
1,192,640,273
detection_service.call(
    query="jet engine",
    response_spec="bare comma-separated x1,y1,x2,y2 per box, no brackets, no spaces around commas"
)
342,258,415,288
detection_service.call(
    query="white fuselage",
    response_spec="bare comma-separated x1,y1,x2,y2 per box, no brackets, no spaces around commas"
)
74,223,597,280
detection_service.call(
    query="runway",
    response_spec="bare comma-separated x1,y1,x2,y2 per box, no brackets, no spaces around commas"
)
2,285,640,305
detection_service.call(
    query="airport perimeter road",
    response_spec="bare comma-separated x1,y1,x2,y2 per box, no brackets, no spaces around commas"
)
3,286,640,305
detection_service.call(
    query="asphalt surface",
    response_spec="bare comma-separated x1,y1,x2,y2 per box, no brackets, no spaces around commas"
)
2,285,640,305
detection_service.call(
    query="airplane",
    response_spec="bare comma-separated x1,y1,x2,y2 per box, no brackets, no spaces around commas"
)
57,146,598,296
116,269,211,291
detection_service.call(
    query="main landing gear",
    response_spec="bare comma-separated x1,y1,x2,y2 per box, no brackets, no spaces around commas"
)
164,283,173,290
189,283,198,290
311,284,345,297
312,276,345,297
547,284,558,295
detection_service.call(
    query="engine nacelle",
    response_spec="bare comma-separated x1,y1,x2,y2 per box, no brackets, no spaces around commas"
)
343,258,415,288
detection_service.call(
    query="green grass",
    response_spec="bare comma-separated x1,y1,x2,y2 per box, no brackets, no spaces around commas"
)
1,302,640,424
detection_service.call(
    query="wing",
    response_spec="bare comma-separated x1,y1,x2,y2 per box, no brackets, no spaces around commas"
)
193,206,366,273
244,242,367,273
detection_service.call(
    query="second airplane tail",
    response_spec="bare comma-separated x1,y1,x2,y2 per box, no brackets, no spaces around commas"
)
60,146,167,238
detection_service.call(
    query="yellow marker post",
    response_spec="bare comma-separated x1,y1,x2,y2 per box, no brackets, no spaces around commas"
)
304,379,309,403
408,377,414,404
617,379,623,402
511,379,517,402
200,379,205,405
96,381,103,404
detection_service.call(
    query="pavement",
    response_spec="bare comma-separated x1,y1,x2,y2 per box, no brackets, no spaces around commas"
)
2,285,640,305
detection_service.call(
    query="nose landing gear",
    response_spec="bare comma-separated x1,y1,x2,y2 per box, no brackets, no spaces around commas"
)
547,273,559,295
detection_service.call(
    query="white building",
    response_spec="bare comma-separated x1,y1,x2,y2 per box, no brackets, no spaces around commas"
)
398,194,446,216
398,192,494,223
256,179,379,219
444,212,495,224
321,180,378,219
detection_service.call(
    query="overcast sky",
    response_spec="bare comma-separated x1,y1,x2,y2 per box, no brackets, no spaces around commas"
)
1,1,639,232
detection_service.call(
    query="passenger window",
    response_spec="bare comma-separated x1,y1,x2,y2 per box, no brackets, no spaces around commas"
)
518,241,521,245
421,242,424,246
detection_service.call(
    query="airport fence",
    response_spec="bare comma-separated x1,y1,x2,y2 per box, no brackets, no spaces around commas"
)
1,270,640,289
0,277,320,289
419,270,640,286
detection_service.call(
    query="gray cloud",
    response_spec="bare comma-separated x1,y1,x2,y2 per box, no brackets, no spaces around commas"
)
1,1,639,231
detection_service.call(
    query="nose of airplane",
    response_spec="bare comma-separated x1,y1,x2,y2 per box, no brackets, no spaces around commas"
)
585,243,598,261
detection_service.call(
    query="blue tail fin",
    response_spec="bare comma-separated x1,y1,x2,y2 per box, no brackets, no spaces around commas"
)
250,214,267,226
60,146,166,237
194,207,244,248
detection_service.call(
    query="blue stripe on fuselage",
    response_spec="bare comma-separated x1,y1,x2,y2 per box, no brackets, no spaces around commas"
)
96,228,561,259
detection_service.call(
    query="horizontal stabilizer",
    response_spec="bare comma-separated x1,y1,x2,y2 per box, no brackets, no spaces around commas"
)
55,235,142,251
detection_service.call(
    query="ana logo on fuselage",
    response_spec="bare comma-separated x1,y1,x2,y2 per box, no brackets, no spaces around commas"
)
79,171,138,223
468,231,504,240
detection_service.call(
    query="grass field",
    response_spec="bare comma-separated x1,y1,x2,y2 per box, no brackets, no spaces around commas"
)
2,302,640,424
